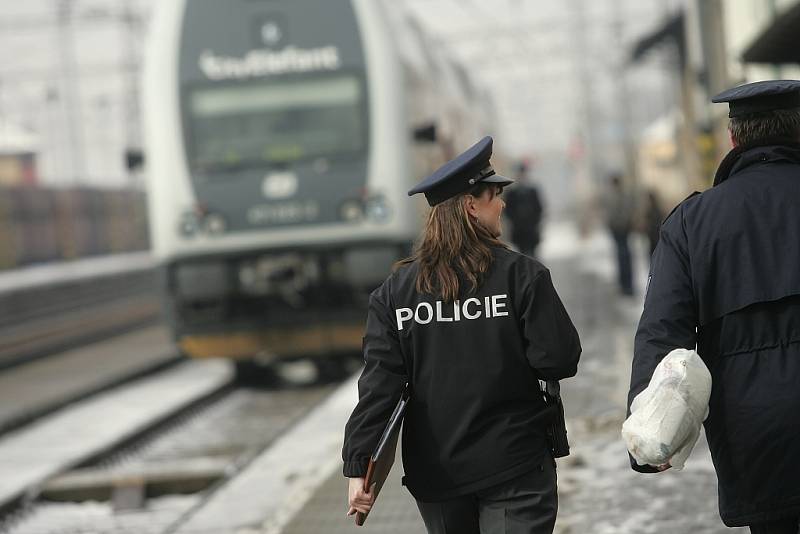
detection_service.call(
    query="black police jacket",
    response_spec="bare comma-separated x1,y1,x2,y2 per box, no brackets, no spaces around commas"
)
629,143,800,527
343,246,581,501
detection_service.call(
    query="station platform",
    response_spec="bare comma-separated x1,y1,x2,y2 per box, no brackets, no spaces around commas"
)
0,251,154,295
0,251,159,369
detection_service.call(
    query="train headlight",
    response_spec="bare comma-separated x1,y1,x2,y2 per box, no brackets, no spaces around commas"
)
178,213,199,238
339,200,364,222
204,213,227,235
366,195,391,222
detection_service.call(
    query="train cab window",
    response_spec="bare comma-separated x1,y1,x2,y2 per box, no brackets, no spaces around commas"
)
185,75,366,174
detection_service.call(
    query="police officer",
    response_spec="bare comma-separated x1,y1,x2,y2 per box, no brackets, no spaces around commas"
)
504,160,545,258
628,80,800,533
342,136,581,534
604,172,637,296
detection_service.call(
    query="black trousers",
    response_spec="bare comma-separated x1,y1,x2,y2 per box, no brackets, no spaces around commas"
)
750,517,799,534
611,229,634,295
415,460,557,534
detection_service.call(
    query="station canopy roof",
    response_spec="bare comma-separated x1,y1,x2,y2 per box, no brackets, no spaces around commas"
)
742,3,800,64
630,12,685,66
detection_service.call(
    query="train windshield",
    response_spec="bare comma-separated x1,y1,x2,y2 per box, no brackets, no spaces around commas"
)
186,75,366,171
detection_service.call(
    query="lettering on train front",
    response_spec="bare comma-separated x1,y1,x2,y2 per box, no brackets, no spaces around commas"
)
198,47,342,80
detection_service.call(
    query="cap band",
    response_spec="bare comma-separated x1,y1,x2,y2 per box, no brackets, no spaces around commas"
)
467,165,495,185
425,165,497,206
729,91,800,117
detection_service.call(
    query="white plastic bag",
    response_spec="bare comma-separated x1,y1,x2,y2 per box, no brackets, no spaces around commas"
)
622,348,711,470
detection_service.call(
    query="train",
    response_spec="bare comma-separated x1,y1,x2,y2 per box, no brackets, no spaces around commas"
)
142,0,499,378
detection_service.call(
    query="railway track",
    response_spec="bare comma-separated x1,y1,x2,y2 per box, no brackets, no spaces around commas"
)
0,259,174,437
0,255,362,533
0,325,180,438
0,359,233,529
0,358,350,534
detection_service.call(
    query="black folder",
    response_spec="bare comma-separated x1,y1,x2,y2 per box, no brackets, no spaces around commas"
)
355,384,410,526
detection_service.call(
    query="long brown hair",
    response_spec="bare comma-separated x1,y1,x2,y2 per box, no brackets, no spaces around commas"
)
397,183,508,302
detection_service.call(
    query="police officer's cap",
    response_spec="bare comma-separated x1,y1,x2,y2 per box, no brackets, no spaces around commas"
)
712,79,800,118
408,136,513,206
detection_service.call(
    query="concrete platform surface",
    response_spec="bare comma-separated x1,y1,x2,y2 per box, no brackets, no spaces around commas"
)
0,252,154,295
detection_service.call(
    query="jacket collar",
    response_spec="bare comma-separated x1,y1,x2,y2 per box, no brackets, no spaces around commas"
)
713,138,800,186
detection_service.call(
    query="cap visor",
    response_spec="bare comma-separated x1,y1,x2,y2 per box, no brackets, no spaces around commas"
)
481,174,514,186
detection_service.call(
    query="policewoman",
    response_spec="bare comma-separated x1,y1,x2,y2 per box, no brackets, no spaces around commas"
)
343,137,582,534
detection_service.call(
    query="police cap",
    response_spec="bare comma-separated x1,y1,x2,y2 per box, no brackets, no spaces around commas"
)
712,79,800,118
408,136,513,207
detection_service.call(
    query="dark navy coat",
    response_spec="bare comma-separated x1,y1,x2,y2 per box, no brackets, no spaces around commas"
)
504,184,544,252
629,143,800,527
343,247,581,501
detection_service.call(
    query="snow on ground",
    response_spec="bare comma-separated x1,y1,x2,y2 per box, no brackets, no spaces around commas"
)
541,221,746,533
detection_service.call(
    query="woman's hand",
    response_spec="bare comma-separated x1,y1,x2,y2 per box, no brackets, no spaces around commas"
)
347,477,376,516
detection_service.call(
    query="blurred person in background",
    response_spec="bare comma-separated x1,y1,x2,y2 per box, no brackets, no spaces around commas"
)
504,159,545,258
628,80,800,533
604,172,637,296
343,137,581,534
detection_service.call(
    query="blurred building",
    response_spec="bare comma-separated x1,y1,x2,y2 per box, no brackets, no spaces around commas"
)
704,0,800,159
726,0,800,81
630,0,800,211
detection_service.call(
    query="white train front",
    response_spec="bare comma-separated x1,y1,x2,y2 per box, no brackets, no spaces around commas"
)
142,0,494,373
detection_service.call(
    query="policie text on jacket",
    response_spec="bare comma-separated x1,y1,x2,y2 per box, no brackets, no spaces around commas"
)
395,294,509,330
